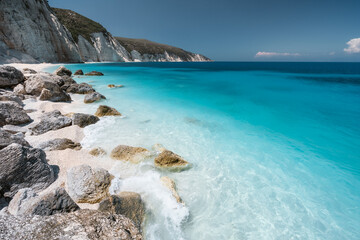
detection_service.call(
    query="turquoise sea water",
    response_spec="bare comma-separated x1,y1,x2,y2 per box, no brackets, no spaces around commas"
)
48,62,360,239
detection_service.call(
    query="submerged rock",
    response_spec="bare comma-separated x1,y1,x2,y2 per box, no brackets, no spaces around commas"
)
84,92,106,103
30,110,72,135
67,165,112,203
94,105,121,117
0,101,31,127
54,66,72,77
108,84,124,88
85,71,104,76
0,144,56,198
161,176,184,204
110,145,151,163
74,69,84,75
0,209,142,240
154,150,190,170
152,143,166,153
98,192,145,231
89,147,106,156
66,83,95,94
38,138,81,151
0,129,29,150
0,66,24,88
71,113,99,128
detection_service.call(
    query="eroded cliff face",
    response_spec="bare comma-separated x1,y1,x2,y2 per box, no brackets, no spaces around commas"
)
0,0,82,63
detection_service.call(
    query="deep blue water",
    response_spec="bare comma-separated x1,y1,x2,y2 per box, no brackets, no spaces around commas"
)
48,62,360,239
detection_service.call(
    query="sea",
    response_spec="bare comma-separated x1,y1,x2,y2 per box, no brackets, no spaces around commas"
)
47,62,360,240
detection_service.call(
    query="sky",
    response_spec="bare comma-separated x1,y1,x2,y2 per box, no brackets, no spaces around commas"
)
48,0,360,61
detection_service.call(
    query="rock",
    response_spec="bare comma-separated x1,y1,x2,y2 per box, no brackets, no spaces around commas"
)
66,83,95,94
152,143,166,153
22,68,37,74
89,147,106,156
0,129,29,150
0,144,56,198
85,71,104,76
84,92,106,104
0,89,24,105
98,192,145,231
39,88,71,102
2,124,27,134
71,113,99,128
94,105,121,117
67,165,112,203
24,73,64,96
161,176,184,204
30,110,72,135
8,187,79,216
74,69,84,75
0,66,24,88
54,66,72,77
154,150,190,170
110,145,151,163
0,101,32,127
108,84,124,88
0,209,141,240
38,138,81,151
13,84,26,95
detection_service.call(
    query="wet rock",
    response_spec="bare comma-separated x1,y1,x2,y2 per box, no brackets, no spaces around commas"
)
0,144,56,198
0,101,31,127
94,105,121,117
13,84,26,95
0,209,142,240
161,176,184,204
84,92,106,104
74,69,84,75
8,187,79,216
54,66,72,77
0,129,29,150
71,113,99,128
30,110,72,135
154,150,190,170
66,83,95,94
67,165,112,203
0,66,24,88
110,145,151,163
85,71,104,76
89,147,106,156
38,138,81,151
98,192,145,231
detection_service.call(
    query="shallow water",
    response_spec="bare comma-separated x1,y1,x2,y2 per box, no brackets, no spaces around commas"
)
48,62,360,240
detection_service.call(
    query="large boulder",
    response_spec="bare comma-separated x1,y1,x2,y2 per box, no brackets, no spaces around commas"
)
84,92,106,104
38,138,81,151
0,144,56,198
30,110,72,135
0,129,29,150
110,145,151,163
67,165,112,204
0,66,24,88
85,71,104,76
0,101,31,127
154,150,190,170
99,192,145,231
0,209,142,240
71,113,99,128
39,88,71,102
161,176,184,204
95,105,121,117
54,66,72,77
66,83,95,94
8,187,79,216
74,69,84,75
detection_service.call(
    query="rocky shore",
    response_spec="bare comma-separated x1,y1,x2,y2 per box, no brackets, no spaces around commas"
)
0,65,189,239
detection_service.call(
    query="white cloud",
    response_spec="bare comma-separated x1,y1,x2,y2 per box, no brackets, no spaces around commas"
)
255,52,300,57
344,38,360,54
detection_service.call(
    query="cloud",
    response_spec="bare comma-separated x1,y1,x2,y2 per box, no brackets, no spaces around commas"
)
255,52,300,57
344,38,360,54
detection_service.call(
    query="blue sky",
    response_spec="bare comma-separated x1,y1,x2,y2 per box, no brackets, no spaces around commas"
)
49,0,360,61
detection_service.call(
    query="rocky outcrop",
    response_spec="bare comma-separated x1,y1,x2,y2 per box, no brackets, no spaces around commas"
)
85,71,104,76
161,176,184,204
0,101,32,127
74,69,84,75
0,66,25,87
8,187,79,216
54,66,72,77
95,105,121,117
89,147,106,156
66,83,95,94
110,145,151,163
0,209,142,240
98,192,145,231
30,110,72,135
71,113,99,128
0,129,29,150
84,92,106,103
154,150,190,170
67,165,112,203
38,138,81,151
0,143,56,198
